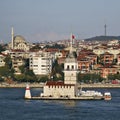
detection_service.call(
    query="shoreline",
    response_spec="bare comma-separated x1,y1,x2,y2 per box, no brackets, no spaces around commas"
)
0,83,120,88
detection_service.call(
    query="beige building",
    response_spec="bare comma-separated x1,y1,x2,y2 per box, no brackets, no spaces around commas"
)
93,47,120,59
10,50,29,74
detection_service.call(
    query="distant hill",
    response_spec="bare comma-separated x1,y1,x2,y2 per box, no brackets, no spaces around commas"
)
85,36,120,41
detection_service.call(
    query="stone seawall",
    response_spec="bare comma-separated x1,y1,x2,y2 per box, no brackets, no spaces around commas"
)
80,84,120,88
0,83,43,88
0,83,120,88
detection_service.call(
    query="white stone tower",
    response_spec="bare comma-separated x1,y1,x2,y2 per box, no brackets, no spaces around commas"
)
11,27,14,49
64,34,78,85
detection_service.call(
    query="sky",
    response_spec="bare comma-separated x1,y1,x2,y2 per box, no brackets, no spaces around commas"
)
0,0,120,43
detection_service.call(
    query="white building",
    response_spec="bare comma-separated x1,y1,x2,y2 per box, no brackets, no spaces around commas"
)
29,51,53,75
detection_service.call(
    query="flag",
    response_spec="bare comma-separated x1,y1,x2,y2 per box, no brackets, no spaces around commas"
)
72,34,75,39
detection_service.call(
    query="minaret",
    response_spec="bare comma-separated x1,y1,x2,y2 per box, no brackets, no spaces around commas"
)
11,27,14,49
64,34,78,84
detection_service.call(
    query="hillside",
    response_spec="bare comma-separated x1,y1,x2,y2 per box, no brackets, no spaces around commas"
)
85,36,120,41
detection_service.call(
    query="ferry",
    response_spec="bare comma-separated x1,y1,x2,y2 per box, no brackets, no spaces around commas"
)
79,90,103,97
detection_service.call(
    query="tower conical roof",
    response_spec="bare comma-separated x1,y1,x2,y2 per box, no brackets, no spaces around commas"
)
65,52,77,63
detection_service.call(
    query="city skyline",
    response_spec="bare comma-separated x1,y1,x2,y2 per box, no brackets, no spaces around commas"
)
0,0,120,43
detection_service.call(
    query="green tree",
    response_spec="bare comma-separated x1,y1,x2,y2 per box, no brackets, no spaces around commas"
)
78,73,103,83
14,74,25,82
4,55,12,69
18,64,37,82
44,43,65,49
0,55,14,81
0,44,5,53
51,59,64,81
37,75,49,83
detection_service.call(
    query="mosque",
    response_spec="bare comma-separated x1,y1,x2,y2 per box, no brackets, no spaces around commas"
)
8,27,30,51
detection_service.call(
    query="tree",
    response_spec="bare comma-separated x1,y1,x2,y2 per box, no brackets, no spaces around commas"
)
44,43,65,49
0,55,14,81
4,55,12,69
14,74,25,82
78,73,103,83
108,73,120,81
0,44,5,53
18,64,37,82
37,75,49,83
51,59,64,81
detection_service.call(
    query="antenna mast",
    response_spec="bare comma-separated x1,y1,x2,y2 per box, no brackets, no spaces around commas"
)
104,24,107,36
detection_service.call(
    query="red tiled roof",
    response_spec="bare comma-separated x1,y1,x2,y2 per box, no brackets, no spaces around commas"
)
46,81,75,86
100,64,116,68
44,48,59,52
11,49,25,52
0,53,7,56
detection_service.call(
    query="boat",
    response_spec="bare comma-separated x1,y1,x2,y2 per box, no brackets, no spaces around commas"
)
104,92,112,100
79,90,103,97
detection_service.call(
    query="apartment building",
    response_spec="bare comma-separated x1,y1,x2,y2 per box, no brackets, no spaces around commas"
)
100,52,114,64
100,65,117,78
29,51,53,75
10,50,29,74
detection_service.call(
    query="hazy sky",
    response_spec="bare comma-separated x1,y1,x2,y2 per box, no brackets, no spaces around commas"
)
0,0,120,43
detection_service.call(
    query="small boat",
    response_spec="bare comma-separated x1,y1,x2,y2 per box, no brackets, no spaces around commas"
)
104,92,111,100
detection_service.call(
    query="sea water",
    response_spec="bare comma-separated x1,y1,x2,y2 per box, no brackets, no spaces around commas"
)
0,88,120,120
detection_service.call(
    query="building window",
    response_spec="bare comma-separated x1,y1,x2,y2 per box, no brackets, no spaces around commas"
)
67,65,69,70
72,65,74,70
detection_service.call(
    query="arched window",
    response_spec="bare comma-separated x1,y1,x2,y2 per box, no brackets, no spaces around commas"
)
67,65,69,70
72,65,74,70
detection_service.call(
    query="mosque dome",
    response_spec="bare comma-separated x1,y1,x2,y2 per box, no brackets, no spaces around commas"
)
13,35,26,43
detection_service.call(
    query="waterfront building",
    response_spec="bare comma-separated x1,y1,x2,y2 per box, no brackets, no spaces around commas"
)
29,51,53,75
100,64,117,78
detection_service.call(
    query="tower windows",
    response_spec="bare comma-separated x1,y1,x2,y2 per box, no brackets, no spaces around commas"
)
67,65,69,70
72,65,74,70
